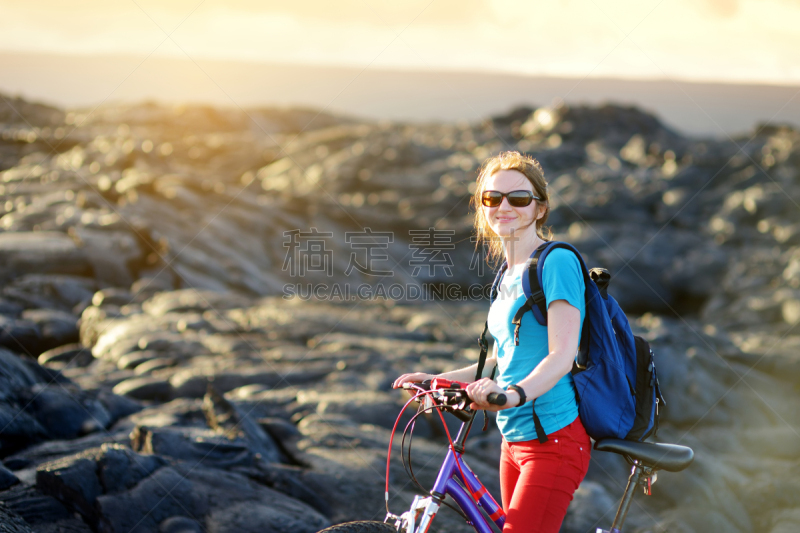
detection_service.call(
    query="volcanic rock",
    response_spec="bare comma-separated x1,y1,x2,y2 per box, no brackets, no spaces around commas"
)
0,233,90,282
1,93,800,532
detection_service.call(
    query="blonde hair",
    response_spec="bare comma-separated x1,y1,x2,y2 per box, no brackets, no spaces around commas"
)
471,151,552,265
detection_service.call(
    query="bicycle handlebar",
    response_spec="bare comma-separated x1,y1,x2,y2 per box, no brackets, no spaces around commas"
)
405,381,507,408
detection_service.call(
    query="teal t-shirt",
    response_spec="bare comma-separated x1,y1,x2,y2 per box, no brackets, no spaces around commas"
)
489,248,585,442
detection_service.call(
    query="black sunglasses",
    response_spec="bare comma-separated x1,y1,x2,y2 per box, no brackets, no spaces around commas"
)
481,190,540,208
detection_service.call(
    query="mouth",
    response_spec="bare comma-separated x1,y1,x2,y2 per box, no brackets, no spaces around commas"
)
495,216,516,223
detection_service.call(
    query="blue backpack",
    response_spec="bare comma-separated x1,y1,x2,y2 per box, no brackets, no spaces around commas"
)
475,241,664,443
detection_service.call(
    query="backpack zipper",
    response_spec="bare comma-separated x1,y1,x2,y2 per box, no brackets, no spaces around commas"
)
653,364,666,407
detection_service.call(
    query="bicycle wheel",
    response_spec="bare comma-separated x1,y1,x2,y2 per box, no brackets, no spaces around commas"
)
317,521,397,533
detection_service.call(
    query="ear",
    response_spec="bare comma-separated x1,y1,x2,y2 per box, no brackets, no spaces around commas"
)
535,201,547,220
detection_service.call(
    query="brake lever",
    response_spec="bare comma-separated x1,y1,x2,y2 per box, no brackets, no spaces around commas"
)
438,390,471,411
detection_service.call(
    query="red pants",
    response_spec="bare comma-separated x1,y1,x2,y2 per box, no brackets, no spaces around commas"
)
499,417,591,532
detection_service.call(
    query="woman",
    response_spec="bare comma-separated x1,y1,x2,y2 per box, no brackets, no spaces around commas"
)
393,151,590,532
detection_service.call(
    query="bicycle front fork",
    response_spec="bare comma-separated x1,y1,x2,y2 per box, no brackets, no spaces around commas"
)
386,494,440,533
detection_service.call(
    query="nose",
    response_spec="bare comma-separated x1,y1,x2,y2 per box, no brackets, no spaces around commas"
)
496,196,513,209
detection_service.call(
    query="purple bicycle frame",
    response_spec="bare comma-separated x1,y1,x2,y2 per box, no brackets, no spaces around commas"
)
431,447,505,533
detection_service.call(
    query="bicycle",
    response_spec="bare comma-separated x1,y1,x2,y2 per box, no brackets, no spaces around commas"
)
317,379,694,533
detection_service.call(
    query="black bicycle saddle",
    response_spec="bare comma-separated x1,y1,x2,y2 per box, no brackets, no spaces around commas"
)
594,439,694,472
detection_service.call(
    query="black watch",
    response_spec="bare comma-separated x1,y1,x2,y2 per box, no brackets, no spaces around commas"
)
506,384,527,407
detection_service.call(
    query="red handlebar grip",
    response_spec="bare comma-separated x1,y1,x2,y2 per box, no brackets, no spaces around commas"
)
431,378,470,390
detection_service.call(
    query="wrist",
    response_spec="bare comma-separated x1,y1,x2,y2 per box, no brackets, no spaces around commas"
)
506,384,527,407
505,390,521,407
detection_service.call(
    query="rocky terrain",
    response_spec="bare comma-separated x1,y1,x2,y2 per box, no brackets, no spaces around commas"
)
0,91,799,532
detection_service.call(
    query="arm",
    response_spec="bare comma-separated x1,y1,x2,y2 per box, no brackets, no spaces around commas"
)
392,344,498,389
467,299,579,410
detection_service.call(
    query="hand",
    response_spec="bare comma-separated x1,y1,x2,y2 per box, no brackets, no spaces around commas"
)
392,372,436,389
466,378,519,412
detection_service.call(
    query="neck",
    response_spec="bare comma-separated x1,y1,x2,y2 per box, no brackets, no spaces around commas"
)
503,228,543,267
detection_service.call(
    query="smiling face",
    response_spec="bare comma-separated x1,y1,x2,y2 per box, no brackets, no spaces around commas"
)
471,151,551,265
482,169,545,239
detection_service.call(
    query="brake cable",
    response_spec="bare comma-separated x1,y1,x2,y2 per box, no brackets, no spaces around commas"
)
386,387,434,514
401,404,469,521
387,385,482,519
400,408,421,489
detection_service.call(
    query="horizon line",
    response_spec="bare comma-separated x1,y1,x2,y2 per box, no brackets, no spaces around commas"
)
2,49,799,91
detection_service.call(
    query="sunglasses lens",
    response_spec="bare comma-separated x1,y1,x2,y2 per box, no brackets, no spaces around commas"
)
507,192,534,207
482,192,502,207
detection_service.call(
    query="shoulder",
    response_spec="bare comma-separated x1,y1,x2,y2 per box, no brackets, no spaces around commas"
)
541,245,586,307
542,246,582,273
541,246,585,290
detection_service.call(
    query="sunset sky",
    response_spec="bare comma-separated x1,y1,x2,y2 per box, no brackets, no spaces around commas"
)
2,0,800,85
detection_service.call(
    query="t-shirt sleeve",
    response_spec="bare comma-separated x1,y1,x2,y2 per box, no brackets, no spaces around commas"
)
542,248,585,313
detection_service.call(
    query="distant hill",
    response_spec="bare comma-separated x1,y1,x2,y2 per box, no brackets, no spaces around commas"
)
1,51,799,137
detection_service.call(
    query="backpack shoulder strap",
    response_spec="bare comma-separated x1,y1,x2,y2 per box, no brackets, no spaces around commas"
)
490,262,508,305
475,262,508,382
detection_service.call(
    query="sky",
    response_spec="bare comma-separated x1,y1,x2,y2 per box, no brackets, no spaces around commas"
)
2,0,800,85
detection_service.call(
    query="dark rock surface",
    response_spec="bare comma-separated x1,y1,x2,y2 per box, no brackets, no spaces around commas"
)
32,443,328,533
0,502,32,533
0,93,799,532
0,464,19,490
